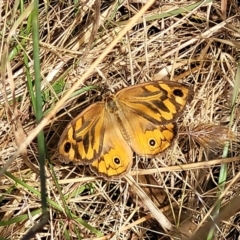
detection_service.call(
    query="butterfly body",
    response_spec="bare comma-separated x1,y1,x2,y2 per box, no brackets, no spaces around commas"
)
58,81,193,179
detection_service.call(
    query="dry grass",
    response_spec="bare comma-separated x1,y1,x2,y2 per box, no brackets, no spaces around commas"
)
1,0,240,239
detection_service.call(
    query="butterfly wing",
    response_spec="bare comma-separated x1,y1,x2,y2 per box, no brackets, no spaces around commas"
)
116,81,193,124
90,110,133,179
115,81,193,157
58,102,105,164
118,109,178,157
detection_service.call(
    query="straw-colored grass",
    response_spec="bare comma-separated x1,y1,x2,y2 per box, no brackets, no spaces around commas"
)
1,1,240,239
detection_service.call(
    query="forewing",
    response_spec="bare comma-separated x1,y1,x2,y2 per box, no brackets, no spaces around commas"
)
58,102,105,164
116,81,193,125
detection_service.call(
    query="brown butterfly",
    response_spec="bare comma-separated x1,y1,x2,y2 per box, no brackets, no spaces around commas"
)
58,81,194,179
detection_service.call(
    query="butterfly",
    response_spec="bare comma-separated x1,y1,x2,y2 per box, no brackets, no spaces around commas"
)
58,81,194,179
